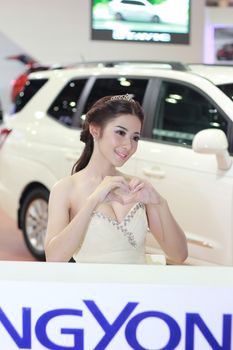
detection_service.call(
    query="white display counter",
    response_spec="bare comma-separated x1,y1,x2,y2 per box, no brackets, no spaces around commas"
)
0,261,232,349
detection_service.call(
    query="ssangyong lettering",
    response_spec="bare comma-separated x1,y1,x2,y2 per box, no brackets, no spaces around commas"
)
0,300,231,349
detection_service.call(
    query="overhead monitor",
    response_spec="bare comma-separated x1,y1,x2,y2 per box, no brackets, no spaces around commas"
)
91,0,191,45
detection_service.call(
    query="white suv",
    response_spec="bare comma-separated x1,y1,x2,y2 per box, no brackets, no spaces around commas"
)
1,61,233,265
108,0,188,24
109,0,162,22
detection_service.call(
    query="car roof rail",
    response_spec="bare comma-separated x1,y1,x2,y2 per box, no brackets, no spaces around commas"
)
74,60,190,72
104,60,190,71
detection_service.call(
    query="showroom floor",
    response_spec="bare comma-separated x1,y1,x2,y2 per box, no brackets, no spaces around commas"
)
0,208,36,261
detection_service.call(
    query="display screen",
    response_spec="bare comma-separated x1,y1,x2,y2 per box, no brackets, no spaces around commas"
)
91,0,191,45
214,26,233,63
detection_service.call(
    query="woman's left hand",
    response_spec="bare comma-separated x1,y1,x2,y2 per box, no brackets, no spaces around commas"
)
125,177,162,205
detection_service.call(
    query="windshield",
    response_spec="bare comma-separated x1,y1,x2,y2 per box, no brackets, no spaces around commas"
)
218,83,233,102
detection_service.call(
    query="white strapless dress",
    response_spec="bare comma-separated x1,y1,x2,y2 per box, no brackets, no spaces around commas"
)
73,202,148,264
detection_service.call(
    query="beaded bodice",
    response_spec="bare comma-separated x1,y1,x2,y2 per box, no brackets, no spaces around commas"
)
73,202,148,264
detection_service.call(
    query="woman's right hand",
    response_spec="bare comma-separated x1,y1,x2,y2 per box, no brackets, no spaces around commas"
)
89,176,130,204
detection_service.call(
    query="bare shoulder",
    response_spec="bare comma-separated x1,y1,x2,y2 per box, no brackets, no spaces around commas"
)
70,170,95,215
49,175,74,204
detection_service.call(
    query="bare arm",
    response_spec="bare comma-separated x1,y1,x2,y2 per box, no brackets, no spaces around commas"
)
45,179,99,262
127,177,188,264
45,176,130,262
146,199,188,264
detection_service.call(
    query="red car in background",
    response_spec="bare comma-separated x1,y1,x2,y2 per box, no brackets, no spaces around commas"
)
216,43,233,61
6,54,50,102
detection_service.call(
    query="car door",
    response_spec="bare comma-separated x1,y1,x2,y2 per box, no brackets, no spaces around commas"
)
135,79,233,265
121,0,151,21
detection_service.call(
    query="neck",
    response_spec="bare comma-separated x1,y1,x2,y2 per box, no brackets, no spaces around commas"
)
84,148,118,180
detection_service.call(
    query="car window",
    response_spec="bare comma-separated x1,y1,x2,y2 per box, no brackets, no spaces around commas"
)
152,81,228,146
218,83,233,102
47,79,87,127
13,79,48,113
122,1,145,5
83,77,149,113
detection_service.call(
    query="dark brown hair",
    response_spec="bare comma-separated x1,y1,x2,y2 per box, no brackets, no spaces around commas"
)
71,95,144,174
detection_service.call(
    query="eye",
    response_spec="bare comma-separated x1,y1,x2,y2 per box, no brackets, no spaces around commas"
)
133,135,140,142
116,130,126,136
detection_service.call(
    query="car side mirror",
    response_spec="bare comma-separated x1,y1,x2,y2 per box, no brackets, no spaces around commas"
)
192,129,232,170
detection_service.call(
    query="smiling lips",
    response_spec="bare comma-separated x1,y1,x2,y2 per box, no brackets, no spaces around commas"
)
115,150,129,160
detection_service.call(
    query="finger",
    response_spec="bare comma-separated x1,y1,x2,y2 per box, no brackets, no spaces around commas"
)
129,178,142,191
111,181,130,193
132,182,144,193
118,177,131,189
129,177,139,186
122,193,138,205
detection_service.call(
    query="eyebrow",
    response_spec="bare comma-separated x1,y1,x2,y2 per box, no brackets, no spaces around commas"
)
115,125,140,135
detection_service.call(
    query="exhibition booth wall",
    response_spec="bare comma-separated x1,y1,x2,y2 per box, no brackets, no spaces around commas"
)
0,0,205,64
0,0,201,113
204,6,233,63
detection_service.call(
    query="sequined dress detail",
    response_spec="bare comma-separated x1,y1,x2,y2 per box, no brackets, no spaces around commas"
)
73,202,148,264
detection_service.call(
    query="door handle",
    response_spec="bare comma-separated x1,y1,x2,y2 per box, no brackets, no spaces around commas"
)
142,167,165,179
186,237,213,249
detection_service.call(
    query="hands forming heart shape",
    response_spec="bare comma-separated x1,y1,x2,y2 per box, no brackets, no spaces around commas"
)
98,175,160,205
109,179,145,205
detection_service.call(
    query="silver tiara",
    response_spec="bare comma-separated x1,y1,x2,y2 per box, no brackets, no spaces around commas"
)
110,94,134,102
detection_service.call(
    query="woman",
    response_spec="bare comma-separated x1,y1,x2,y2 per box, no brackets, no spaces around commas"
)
45,95,188,264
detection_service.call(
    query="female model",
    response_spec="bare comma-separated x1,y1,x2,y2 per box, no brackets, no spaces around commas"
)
45,95,188,264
